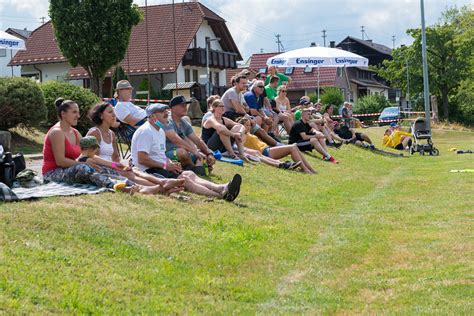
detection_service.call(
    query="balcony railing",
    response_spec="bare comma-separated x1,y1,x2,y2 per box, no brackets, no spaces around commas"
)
182,48,237,69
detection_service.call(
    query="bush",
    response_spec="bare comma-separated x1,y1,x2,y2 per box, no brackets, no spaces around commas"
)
320,87,344,112
354,94,391,114
455,79,474,126
40,81,100,135
0,77,47,130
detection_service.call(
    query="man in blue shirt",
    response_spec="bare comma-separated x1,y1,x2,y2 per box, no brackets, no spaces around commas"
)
243,80,273,132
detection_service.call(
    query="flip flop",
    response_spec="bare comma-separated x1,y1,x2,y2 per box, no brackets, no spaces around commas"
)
223,174,242,202
289,161,302,170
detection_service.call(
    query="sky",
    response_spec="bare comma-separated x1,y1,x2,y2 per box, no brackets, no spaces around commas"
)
1,0,472,61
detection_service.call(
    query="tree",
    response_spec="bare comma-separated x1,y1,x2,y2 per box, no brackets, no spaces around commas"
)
377,6,472,121
49,0,142,97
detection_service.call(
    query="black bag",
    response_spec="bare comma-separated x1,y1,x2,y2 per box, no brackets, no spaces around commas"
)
13,153,26,176
0,152,25,188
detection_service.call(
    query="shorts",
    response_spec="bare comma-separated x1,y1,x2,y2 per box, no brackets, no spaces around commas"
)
223,110,245,121
293,141,313,152
262,147,270,157
166,148,198,163
205,132,228,153
263,108,276,117
145,167,179,179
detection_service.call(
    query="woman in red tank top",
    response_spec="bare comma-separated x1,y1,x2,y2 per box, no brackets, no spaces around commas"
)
42,98,116,188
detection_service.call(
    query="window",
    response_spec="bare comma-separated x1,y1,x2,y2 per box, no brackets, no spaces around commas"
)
0,49,6,57
214,71,220,86
337,67,343,77
284,67,294,75
303,66,313,73
184,69,190,82
192,69,198,82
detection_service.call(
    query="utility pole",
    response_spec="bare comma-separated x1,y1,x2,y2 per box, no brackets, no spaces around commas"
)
322,29,327,47
420,0,431,130
40,17,46,24
361,26,365,40
275,34,282,53
392,35,396,49
260,48,264,53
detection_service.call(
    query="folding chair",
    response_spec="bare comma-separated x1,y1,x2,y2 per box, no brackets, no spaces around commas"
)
114,122,136,160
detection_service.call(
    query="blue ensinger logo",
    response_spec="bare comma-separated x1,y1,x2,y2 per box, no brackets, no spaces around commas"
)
271,58,285,65
335,58,358,65
296,58,324,65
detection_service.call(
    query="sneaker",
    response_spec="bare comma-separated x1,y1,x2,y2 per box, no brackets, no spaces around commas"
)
333,142,343,149
279,161,292,169
223,174,242,202
368,144,375,150
324,156,339,164
289,161,302,170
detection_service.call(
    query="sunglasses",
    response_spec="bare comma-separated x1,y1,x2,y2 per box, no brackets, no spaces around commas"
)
257,85,264,88
280,90,287,92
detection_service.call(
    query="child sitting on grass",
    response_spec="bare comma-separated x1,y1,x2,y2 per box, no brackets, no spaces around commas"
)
78,136,183,195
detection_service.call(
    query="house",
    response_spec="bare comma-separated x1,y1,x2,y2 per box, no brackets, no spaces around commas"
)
0,28,31,78
335,36,398,102
9,2,242,100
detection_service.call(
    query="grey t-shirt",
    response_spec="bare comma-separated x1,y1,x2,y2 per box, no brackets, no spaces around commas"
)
221,87,241,113
163,118,194,152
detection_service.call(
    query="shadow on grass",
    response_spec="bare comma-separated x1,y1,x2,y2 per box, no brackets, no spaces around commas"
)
10,127,45,155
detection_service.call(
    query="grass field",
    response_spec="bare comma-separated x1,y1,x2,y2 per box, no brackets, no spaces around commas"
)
1,127,473,314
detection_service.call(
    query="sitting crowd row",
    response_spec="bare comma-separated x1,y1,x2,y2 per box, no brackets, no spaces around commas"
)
42,69,401,202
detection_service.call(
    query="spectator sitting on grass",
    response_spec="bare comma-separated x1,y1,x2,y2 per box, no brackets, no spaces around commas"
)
289,108,339,164
78,136,183,195
237,117,316,174
265,65,292,87
201,99,248,161
163,95,216,175
333,121,374,148
42,98,126,189
86,102,185,194
131,103,242,202
243,80,273,133
273,85,294,133
383,124,412,150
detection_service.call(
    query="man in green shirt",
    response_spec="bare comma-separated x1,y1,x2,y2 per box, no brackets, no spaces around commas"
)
264,76,279,101
265,65,292,86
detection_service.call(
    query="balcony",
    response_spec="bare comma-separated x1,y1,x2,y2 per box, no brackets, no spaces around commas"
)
182,48,237,69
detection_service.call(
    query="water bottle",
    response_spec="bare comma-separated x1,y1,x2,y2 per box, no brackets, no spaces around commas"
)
203,161,209,176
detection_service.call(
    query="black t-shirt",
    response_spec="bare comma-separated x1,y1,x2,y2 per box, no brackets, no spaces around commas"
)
289,120,314,144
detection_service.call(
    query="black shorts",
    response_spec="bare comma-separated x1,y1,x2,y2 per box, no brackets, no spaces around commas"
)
394,143,404,150
145,167,179,179
293,141,313,152
205,132,227,153
223,110,245,121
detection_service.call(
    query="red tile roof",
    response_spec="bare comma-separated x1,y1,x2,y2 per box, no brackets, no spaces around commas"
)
10,2,241,78
246,52,337,91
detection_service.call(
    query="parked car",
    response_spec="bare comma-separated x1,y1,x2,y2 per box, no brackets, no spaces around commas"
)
378,106,401,125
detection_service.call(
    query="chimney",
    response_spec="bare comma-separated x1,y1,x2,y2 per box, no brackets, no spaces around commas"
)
310,42,316,47
330,41,335,48
367,39,372,43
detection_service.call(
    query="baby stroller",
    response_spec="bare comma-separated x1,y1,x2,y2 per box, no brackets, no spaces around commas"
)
409,117,439,156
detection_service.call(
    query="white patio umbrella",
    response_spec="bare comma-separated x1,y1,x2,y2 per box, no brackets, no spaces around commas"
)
1,30,26,77
0,30,26,50
266,46,369,100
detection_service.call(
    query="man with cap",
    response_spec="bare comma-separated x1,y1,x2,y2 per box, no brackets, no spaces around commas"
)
163,95,216,173
114,80,147,128
289,108,339,164
131,103,242,201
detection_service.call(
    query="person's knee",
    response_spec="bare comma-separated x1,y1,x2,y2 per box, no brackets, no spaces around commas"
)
176,148,190,160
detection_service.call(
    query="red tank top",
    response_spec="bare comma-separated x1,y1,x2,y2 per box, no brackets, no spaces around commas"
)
42,127,81,174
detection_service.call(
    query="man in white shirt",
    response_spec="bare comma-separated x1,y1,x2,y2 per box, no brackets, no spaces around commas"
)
131,103,242,201
114,80,147,128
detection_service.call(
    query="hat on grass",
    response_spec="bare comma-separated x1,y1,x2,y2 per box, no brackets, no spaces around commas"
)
80,136,100,150
145,103,169,117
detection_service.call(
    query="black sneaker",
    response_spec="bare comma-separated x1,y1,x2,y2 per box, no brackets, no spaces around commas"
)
223,174,242,202
333,142,343,149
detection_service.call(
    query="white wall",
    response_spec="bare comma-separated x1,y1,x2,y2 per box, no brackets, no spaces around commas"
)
0,49,21,77
368,87,388,99
21,62,82,86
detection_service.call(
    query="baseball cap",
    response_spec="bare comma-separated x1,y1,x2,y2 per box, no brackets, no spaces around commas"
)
169,95,191,107
115,80,133,90
80,136,100,150
389,122,398,127
299,99,311,106
145,103,169,117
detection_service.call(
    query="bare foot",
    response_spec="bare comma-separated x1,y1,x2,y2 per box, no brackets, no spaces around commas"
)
164,186,184,195
139,185,164,195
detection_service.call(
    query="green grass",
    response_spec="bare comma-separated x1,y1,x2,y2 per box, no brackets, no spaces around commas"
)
1,127,473,314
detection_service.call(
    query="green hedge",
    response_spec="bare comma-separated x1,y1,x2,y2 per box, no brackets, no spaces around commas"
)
354,94,391,114
40,81,100,134
0,77,47,130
